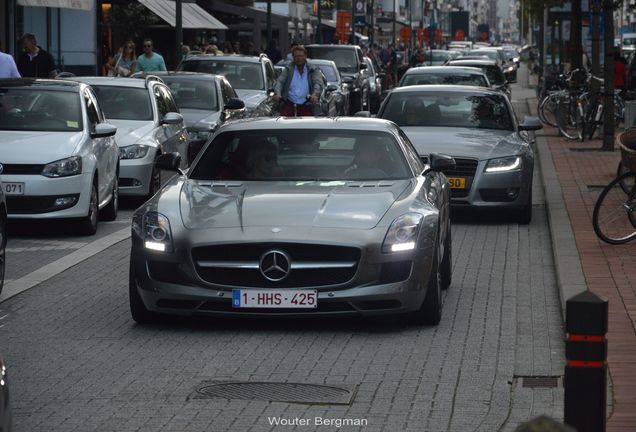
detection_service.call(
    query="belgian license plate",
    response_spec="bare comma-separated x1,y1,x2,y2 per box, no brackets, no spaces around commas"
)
447,177,466,189
232,289,317,308
2,182,24,195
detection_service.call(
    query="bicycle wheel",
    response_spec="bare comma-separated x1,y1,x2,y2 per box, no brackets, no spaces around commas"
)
538,93,559,127
593,172,636,244
617,162,636,194
558,98,583,140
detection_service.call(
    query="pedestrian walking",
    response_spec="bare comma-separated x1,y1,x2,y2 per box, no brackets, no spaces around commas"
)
16,33,57,78
136,38,166,72
0,42,20,78
106,40,137,77
264,40,282,64
272,45,323,116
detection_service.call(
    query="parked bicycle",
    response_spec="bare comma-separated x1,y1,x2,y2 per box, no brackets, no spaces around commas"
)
592,129,636,244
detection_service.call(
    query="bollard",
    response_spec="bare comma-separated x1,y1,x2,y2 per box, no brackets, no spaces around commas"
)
564,291,608,432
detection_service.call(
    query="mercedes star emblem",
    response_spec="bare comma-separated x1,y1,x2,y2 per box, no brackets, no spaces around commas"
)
259,250,291,282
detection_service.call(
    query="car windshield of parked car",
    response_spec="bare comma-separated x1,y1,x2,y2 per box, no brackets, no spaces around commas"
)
0,88,83,132
179,60,264,91
381,91,514,131
401,73,488,87
90,85,153,121
306,48,357,73
189,129,411,181
163,79,219,111
316,64,339,83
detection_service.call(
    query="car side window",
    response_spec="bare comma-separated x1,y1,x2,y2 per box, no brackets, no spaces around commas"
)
83,89,100,129
154,85,169,118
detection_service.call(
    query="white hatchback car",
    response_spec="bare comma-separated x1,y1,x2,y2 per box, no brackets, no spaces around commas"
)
0,79,119,235
72,76,188,200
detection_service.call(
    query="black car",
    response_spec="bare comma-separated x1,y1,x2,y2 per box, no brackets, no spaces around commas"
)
306,44,370,114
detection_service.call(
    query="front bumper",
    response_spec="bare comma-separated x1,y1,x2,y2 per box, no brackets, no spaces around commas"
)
119,150,156,196
129,229,437,319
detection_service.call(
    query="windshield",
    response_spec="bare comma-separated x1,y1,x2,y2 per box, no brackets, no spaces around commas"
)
90,85,152,121
467,50,499,62
189,129,411,181
380,91,514,131
163,79,219,111
623,37,636,46
179,60,264,91
401,73,488,87
0,88,83,132
317,64,339,82
306,48,358,73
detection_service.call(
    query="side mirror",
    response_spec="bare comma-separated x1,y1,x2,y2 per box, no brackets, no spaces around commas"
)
326,83,338,92
155,152,182,172
90,123,117,139
518,116,543,131
354,111,371,117
424,153,456,174
162,112,183,125
360,62,368,70
225,97,245,110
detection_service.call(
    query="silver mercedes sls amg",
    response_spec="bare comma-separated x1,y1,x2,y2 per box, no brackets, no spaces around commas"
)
129,118,454,325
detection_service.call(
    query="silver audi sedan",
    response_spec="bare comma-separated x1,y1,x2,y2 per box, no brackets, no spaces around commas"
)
129,118,454,325
375,85,541,223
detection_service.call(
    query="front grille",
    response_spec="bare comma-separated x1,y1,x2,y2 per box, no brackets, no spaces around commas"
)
0,164,45,175
7,194,79,214
421,157,478,199
192,243,360,288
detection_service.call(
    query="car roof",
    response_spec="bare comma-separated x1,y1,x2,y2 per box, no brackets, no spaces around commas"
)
447,59,499,66
388,84,502,96
69,76,152,88
306,44,358,50
404,66,486,75
0,78,81,91
181,54,264,63
218,117,400,133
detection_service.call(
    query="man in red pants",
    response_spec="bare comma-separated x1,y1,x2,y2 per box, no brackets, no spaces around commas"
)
273,45,323,116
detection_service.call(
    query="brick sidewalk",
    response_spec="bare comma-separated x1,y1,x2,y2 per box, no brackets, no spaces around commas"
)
541,126,636,431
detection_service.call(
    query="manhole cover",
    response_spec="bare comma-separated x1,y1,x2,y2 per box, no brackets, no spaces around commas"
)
520,376,561,388
191,381,357,405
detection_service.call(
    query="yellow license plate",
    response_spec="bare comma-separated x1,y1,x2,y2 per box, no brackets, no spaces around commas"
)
448,177,466,189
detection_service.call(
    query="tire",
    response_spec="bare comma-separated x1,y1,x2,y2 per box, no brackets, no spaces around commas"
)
440,224,452,290
129,262,159,324
617,162,635,194
515,187,533,224
592,172,636,244
557,98,583,141
410,243,442,326
77,180,98,236
0,214,6,296
100,176,118,221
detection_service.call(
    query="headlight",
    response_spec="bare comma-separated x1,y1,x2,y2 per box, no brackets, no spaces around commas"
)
132,211,173,253
120,144,150,160
382,213,423,253
188,130,212,141
485,156,521,173
41,156,82,177
506,66,515,73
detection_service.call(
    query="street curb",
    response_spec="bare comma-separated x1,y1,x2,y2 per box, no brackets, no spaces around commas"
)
529,99,588,318
0,227,131,304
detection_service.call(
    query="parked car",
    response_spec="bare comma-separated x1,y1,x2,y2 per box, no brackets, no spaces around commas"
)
306,44,371,114
129,117,454,325
445,59,511,99
374,85,541,223
72,76,188,200
399,66,490,88
363,56,383,113
311,59,350,116
0,79,119,235
0,354,11,432
132,72,247,164
177,54,277,115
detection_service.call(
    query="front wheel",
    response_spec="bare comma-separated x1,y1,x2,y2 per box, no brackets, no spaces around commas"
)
410,244,442,325
129,262,160,324
592,172,636,244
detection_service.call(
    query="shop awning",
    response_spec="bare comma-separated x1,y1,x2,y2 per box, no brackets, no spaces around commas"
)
138,0,228,29
17,0,94,10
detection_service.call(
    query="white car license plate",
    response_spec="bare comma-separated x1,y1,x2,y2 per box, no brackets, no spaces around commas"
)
232,289,317,309
2,182,24,195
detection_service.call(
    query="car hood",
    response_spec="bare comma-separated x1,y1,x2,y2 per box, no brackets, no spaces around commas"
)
234,90,267,109
178,179,410,229
108,119,157,147
0,131,85,163
401,127,524,159
179,108,221,130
